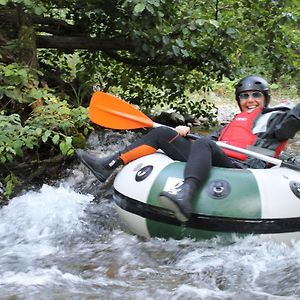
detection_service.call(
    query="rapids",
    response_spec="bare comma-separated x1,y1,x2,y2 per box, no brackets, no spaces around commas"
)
1,130,300,299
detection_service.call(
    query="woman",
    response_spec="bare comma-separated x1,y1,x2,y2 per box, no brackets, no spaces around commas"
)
77,75,300,222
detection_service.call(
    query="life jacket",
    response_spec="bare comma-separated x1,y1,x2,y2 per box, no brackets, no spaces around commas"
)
218,107,286,160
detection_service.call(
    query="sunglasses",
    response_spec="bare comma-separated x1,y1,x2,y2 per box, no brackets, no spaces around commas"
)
239,91,264,100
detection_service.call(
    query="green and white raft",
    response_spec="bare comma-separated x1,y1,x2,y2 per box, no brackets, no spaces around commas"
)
113,152,300,243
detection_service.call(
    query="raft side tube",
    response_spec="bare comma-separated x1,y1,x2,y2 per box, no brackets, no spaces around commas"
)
251,167,300,218
114,152,174,203
113,153,300,242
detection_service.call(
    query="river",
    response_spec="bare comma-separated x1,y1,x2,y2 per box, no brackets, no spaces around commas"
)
1,130,300,299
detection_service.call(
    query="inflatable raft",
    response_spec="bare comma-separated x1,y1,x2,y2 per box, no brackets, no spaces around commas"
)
113,152,300,243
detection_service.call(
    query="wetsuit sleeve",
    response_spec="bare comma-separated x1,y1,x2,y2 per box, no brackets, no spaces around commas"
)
266,103,300,140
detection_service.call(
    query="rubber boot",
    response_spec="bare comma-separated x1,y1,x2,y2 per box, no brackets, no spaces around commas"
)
76,149,122,182
158,179,198,222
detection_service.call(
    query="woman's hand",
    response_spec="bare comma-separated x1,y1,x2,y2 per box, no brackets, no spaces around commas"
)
175,125,191,136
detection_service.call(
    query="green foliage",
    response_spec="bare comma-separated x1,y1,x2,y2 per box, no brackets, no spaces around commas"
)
0,101,91,163
3,173,20,198
0,63,45,106
1,0,295,112
27,0,298,114
0,63,93,164
171,97,218,128
0,113,30,163
229,0,300,83
26,99,92,156
2,0,299,89
0,0,46,15
110,75,218,127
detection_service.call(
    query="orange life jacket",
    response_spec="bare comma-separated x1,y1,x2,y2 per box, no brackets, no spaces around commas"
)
218,108,286,160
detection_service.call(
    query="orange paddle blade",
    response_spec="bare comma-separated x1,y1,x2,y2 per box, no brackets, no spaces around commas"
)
89,91,154,130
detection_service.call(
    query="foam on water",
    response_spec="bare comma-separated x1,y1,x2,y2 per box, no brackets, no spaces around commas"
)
1,131,300,299
0,185,93,283
0,184,93,245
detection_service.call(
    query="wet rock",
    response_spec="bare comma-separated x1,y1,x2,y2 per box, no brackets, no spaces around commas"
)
0,180,8,206
286,155,300,167
151,111,209,128
153,111,186,127
217,104,239,125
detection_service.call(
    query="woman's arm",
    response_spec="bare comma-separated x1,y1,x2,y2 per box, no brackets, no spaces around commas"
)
268,103,300,140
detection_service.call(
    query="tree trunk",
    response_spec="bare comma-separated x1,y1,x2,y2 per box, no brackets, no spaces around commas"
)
17,6,38,68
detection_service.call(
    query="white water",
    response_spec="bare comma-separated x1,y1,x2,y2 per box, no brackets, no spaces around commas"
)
1,131,300,299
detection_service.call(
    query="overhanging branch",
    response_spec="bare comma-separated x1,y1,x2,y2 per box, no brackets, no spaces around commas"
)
103,50,202,69
36,35,135,51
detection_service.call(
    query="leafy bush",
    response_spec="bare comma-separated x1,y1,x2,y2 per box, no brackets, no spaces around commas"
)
0,102,91,164
0,63,93,164
0,62,93,197
0,63,45,106
171,96,218,128
109,71,218,128
0,113,33,163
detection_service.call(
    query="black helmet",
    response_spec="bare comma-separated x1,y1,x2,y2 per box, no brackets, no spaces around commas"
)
235,75,271,107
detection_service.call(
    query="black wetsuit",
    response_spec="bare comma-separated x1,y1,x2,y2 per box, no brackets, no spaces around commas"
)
120,103,300,186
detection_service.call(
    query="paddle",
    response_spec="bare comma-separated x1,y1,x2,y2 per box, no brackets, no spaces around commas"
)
89,91,299,171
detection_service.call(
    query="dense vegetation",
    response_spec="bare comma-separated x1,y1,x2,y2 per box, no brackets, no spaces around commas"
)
0,0,299,197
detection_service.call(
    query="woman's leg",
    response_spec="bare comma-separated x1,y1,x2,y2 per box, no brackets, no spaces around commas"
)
159,137,235,222
120,126,191,163
77,127,192,182
184,137,235,185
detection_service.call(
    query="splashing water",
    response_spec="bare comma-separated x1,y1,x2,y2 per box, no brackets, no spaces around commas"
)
1,131,300,299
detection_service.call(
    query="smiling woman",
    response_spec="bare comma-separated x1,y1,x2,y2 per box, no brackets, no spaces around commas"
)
77,76,300,223
235,75,271,109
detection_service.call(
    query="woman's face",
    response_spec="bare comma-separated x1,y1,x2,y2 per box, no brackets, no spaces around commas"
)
238,90,266,112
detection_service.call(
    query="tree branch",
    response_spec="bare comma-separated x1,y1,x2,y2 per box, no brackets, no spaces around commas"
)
32,15,81,35
36,35,135,51
103,50,202,68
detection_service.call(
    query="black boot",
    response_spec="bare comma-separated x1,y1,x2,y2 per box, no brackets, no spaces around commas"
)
76,149,122,182
158,180,198,222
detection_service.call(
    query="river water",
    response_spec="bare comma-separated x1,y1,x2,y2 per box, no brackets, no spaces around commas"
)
1,130,300,300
